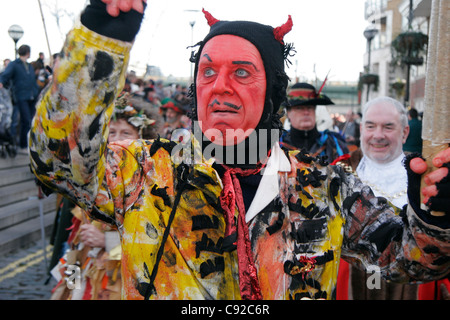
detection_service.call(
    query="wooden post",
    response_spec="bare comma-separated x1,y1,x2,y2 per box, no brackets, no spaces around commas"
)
421,0,449,216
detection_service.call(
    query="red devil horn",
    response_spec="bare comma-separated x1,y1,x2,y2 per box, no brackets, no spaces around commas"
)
202,8,220,27
273,15,293,44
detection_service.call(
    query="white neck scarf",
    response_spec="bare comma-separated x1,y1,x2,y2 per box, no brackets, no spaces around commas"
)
356,153,408,208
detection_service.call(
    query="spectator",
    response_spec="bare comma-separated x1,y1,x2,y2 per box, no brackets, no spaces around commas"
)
154,79,166,101
0,60,16,157
1,58,11,73
336,96,418,300
0,44,39,152
143,86,161,108
34,52,45,70
403,108,423,154
32,52,51,92
342,110,360,151
159,97,189,141
280,82,349,163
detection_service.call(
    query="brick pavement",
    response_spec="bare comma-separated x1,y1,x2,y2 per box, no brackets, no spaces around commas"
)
0,237,57,300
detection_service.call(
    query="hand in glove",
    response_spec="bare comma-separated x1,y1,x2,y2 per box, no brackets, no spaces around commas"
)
101,0,146,17
81,0,147,42
409,147,450,215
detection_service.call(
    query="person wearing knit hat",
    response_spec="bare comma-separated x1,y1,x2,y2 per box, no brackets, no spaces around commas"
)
111,91,160,140
29,0,450,301
159,97,190,141
281,82,349,163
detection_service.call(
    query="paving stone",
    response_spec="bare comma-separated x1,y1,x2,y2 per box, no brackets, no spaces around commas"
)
0,238,56,300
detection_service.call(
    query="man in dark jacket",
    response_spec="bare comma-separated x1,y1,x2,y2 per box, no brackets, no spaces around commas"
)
0,44,39,150
281,82,349,163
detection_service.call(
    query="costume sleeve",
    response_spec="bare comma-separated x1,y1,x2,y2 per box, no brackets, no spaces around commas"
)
339,167,450,283
29,20,132,217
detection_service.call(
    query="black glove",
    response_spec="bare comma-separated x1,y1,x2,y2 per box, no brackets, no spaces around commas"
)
81,0,146,42
404,153,450,227
426,163,450,213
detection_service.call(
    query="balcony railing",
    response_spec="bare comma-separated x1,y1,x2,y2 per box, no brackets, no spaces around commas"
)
365,0,388,19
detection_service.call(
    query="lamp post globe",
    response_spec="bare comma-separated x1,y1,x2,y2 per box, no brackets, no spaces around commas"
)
363,26,378,42
363,25,378,70
8,24,24,58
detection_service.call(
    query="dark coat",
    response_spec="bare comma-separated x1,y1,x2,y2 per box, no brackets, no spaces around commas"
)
403,118,423,154
0,58,39,102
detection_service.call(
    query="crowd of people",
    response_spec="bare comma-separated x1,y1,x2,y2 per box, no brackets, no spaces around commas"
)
0,44,423,165
0,49,195,156
2,0,449,301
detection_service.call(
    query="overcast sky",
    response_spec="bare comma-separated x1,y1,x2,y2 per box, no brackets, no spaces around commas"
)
0,0,368,83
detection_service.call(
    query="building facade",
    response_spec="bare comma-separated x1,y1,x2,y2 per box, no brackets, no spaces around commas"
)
362,0,431,111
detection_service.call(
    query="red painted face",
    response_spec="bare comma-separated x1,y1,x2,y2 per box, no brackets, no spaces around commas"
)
196,35,266,146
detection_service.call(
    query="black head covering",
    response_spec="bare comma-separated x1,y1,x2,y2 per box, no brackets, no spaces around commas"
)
286,82,334,107
189,10,294,167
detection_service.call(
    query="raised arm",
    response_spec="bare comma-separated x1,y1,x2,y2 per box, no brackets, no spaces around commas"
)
29,0,146,213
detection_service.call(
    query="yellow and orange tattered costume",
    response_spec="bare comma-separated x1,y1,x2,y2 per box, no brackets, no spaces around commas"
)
29,14,449,300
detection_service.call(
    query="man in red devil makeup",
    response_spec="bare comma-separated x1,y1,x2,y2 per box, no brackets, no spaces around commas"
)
29,0,449,300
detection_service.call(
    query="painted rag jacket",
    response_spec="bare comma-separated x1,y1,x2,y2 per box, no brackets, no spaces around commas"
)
29,23,449,300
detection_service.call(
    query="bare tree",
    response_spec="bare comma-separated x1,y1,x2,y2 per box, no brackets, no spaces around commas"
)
42,0,88,43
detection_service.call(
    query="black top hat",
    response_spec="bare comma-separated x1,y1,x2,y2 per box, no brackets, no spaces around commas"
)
286,82,334,107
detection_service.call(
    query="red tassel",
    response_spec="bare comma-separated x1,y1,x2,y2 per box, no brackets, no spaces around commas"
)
202,8,220,27
273,15,293,44
317,69,331,96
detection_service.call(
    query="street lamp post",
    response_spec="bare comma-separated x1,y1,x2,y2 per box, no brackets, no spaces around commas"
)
404,0,414,107
184,9,200,84
363,25,378,102
189,20,196,84
8,24,24,59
